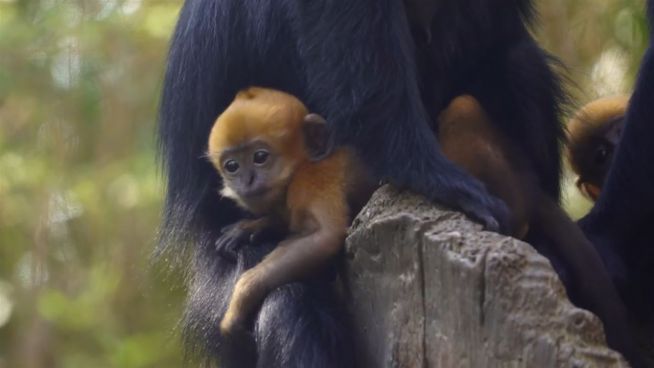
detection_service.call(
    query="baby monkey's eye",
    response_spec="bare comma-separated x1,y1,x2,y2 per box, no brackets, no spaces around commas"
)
224,160,240,173
594,145,610,165
253,150,270,165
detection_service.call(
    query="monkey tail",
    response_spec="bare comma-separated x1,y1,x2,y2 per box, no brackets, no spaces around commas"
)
531,196,643,367
254,279,355,368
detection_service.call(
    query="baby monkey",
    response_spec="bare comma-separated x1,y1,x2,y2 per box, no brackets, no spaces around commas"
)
566,96,628,201
207,87,373,335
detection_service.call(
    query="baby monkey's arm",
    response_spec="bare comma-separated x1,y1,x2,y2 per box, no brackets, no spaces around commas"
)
220,182,348,334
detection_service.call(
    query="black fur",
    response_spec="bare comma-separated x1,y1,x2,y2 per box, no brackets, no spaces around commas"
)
157,0,567,367
579,2,654,362
416,1,565,199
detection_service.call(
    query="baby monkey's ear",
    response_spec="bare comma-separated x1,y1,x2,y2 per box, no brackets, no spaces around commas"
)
303,113,333,161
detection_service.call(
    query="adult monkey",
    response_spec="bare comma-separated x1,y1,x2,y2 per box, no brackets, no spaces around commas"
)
157,0,564,367
579,1,654,362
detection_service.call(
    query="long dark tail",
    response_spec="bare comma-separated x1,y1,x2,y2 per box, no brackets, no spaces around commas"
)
254,277,354,368
532,197,642,367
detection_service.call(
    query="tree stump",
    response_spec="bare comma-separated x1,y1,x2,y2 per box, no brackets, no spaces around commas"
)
343,186,627,368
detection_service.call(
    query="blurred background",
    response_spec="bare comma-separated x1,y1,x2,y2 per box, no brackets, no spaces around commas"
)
0,0,648,367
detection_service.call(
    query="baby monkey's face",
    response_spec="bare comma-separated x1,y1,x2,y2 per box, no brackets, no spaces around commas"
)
211,139,298,215
570,117,624,201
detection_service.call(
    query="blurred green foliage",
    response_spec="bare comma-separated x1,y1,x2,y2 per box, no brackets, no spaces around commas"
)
0,0,648,367
0,0,184,367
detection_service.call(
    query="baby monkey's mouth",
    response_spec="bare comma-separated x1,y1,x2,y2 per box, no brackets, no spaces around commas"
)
242,186,270,199
240,186,284,217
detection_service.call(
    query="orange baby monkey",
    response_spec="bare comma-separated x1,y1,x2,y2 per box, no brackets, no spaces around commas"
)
207,87,373,335
566,96,628,201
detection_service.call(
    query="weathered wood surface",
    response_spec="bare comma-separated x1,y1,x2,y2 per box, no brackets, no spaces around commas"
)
344,186,627,368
